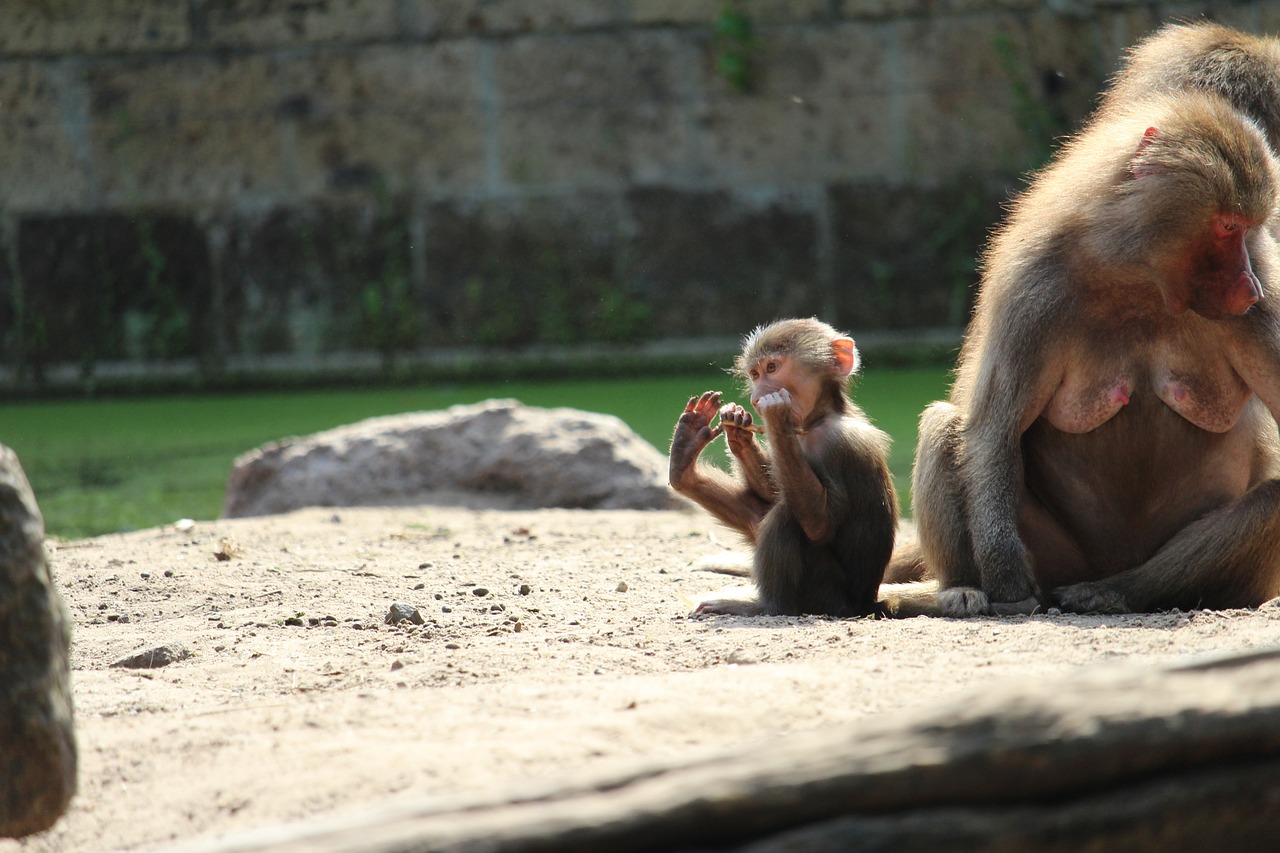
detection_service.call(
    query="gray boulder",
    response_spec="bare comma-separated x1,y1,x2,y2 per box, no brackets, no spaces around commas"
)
0,446,76,838
224,399,681,517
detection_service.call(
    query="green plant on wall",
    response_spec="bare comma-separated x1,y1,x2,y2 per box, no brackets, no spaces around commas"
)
68,223,142,382
714,2,760,93
133,218,191,361
311,180,423,366
534,251,652,345
14,300,47,385
456,249,652,348
360,196,420,365
459,272,523,346
918,185,988,328
357,272,421,366
534,250,575,346
590,282,651,343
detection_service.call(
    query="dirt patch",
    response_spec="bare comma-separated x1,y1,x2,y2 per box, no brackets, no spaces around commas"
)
7,505,1280,851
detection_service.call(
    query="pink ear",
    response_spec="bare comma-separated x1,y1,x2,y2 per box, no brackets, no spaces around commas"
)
831,337,859,377
1130,126,1161,178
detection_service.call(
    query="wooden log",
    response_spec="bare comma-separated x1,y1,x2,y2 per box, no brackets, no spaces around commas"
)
170,648,1280,853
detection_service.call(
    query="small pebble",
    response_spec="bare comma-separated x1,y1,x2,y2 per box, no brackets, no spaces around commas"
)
616,581,628,593
385,603,425,626
472,587,489,597
445,642,461,650
112,644,191,669
519,584,531,596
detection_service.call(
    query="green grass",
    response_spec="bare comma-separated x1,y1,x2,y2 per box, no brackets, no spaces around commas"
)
0,367,952,539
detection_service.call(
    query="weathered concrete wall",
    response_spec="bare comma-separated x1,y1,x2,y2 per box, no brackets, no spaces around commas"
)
1,1,1276,386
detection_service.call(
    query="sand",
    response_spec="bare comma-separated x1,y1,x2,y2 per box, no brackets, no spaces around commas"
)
7,505,1280,851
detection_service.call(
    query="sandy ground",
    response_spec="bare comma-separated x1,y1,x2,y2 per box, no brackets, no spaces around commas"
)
7,504,1280,851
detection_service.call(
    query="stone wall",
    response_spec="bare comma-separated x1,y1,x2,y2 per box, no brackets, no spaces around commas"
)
1,1,1276,387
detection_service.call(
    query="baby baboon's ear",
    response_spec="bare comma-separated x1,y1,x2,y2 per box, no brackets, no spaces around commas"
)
831,337,858,377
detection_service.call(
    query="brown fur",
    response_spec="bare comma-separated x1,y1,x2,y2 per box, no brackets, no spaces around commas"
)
669,318,897,617
908,88,1280,617
1104,22,1280,152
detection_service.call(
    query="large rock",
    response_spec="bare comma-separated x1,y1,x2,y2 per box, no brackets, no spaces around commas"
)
0,446,76,838
223,399,681,518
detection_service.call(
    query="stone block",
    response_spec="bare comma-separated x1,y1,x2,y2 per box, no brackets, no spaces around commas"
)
499,101,690,187
201,0,400,48
495,31,684,109
760,22,895,98
400,0,620,37
280,44,487,197
87,56,289,208
939,0,1040,12
0,0,188,55
620,187,820,337
625,0,722,26
0,122,87,212
698,23,898,183
493,32,689,187
699,94,897,184
0,445,75,838
901,15,1031,98
834,0,931,18
0,62,90,211
897,17,1040,178
905,86,1031,175
629,0,830,26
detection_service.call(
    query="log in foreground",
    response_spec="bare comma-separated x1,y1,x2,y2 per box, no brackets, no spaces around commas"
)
170,648,1280,853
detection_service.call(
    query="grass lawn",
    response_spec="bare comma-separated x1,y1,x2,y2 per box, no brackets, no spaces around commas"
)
0,366,952,539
